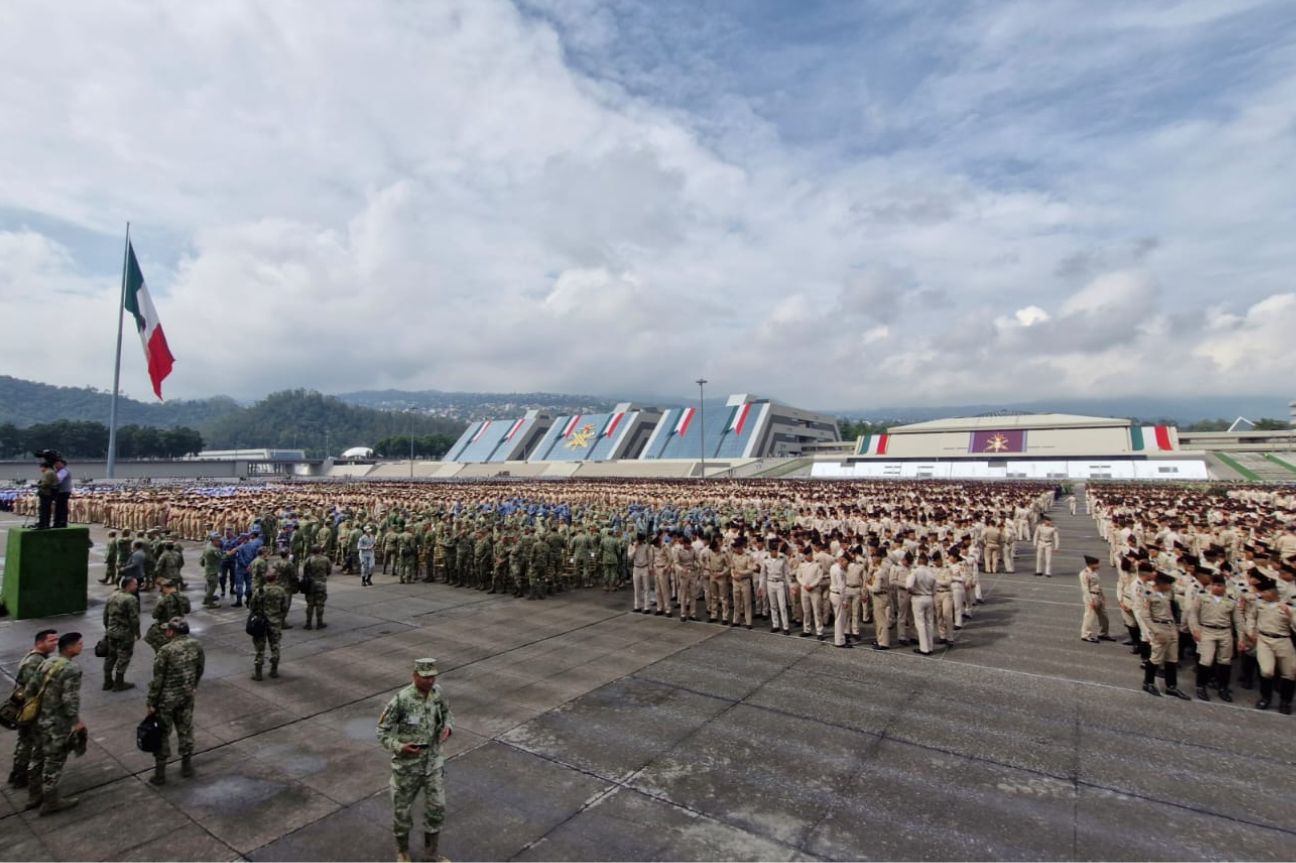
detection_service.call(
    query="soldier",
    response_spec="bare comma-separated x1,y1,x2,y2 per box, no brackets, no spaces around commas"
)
571,528,591,590
650,535,672,616
249,545,273,592
24,632,86,815
1078,555,1111,643
102,575,141,691
730,539,757,630
145,580,190,652
509,530,530,598
906,553,937,656
762,539,791,634
1140,572,1192,699
249,569,289,680
157,540,184,590
598,528,620,592
982,523,1002,574
376,658,454,863
302,544,332,629
7,629,58,790
1187,573,1241,702
795,545,824,639
397,525,417,585
1246,576,1295,712
272,548,299,629
200,534,223,608
629,534,652,612
703,536,730,624
115,529,134,583
145,617,205,785
101,531,118,584
868,549,893,650
358,526,377,586
1033,515,1060,577
674,535,700,622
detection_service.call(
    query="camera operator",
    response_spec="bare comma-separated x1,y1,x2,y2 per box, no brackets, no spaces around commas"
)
34,451,58,530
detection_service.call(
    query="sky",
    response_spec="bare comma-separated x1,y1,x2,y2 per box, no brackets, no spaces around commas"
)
1,0,1294,410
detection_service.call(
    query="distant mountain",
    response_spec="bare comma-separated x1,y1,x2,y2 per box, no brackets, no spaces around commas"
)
831,396,1293,426
335,389,618,422
0,375,237,429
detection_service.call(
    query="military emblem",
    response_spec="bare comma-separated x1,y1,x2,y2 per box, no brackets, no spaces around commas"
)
565,424,596,449
984,433,1010,452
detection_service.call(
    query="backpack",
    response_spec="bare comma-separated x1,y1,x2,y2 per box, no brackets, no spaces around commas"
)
136,715,163,752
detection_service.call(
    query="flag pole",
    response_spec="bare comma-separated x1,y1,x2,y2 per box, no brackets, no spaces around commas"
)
106,222,130,480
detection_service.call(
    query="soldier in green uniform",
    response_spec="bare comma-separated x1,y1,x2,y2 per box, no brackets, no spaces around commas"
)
599,529,621,592
115,529,134,583
145,580,190,651
571,528,590,589
200,534,223,607
395,525,416,584
473,530,492,591
376,658,454,863
25,632,86,815
510,532,530,598
103,575,141,691
454,528,472,588
438,522,457,585
145,616,205,785
101,532,118,584
302,544,332,629
528,529,550,599
249,545,272,592
157,540,184,590
272,548,299,629
249,570,289,680
7,629,58,790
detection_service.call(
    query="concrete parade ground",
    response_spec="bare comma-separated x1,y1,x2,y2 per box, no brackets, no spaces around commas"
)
0,490,1293,861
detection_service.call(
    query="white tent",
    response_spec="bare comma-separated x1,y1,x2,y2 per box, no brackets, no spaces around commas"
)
341,446,374,458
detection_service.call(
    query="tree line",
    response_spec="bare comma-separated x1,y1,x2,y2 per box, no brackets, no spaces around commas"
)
0,420,205,460
371,434,461,459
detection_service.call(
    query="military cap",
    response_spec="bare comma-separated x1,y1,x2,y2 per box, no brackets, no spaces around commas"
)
165,616,190,634
1083,555,1099,565
1154,573,1176,585
414,658,439,678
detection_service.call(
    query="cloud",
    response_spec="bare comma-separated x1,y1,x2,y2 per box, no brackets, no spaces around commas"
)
0,0,1293,410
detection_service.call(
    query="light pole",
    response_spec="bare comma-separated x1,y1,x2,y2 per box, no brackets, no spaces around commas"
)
408,410,415,480
696,378,707,480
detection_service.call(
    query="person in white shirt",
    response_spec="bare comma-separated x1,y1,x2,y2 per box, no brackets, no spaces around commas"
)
906,554,938,655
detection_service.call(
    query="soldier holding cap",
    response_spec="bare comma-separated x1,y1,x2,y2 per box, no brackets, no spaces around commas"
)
377,658,454,863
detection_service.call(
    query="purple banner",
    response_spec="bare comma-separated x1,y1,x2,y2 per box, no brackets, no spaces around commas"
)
969,429,1027,454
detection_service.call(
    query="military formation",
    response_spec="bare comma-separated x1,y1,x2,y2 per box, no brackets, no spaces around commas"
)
1087,484,1296,710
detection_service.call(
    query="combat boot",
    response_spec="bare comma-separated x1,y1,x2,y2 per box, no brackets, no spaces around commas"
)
8,766,27,789
316,611,327,629
304,610,314,630
24,784,43,810
148,759,167,786
1279,679,1295,715
396,836,412,862
1194,665,1210,701
252,663,263,682
1256,677,1274,710
39,790,79,816
180,756,194,778
269,661,280,679
425,831,449,862
103,659,116,689
113,672,135,691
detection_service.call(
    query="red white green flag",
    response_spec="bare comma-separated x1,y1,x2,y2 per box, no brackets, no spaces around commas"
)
1131,425,1173,451
124,242,175,400
727,403,752,435
601,411,625,438
674,407,696,437
856,432,889,455
561,415,582,437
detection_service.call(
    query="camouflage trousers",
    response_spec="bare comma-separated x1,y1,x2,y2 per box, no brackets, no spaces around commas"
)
12,724,38,779
104,633,134,678
155,698,195,760
398,557,416,584
204,573,219,605
253,627,282,665
34,722,72,795
391,757,446,841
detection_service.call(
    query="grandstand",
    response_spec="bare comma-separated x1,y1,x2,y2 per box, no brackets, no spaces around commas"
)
812,412,1210,480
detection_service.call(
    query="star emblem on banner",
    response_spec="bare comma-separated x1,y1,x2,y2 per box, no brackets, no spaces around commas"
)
565,424,596,449
984,433,1011,452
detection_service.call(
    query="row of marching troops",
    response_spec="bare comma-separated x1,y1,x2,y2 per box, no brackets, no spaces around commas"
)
1087,483,1296,712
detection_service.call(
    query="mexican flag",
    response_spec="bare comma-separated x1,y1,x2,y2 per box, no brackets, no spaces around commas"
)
1131,425,1173,451
600,411,625,438
504,418,526,441
124,242,175,399
727,403,752,435
674,407,696,437
470,420,492,444
856,432,889,456
561,415,582,438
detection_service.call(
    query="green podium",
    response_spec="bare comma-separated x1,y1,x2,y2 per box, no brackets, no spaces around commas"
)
2,527,90,619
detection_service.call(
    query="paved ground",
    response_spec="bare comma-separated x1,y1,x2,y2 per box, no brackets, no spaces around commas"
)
0,487,1293,861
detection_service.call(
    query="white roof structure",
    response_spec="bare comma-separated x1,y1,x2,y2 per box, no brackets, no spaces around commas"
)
889,413,1128,434
341,446,375,458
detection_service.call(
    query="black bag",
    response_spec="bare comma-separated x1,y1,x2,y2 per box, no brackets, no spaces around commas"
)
93,639,108,658
245,612,268,638
136,715,163,753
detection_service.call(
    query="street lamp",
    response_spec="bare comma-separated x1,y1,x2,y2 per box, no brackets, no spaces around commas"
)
408,410,415,480
696,378,707,480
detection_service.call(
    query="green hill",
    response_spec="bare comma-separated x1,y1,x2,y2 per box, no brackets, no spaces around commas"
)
0,375,236,428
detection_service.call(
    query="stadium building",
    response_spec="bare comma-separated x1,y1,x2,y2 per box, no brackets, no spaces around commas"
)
812,412,1209,480
429,394,839,478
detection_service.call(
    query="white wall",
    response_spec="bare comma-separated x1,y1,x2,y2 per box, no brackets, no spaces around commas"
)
811,459,1209,480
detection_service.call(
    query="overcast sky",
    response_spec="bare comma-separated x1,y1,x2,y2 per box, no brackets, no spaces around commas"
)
1,0,1293,410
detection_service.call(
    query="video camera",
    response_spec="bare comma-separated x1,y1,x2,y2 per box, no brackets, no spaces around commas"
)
33,448,64,468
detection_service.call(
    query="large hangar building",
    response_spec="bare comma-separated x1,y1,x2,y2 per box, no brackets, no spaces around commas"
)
813,412,1209,480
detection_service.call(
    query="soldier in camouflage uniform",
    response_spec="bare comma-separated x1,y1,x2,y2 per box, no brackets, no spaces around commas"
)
7,629,58,790
157,540,184,590
396,525,417,584
302,545,332,629
528,529,550,599
376,658,454,863
114,529,134,583
146,617,205,785
103,575,141,691
272,548,299,628
249,545,273,592
599,529,621,592
571,528,591,589
100,531,118,584
145,579,189,651
24,632,86,815
473,530,493,591
200,534,223,607
438,522,457,585
510,532,529,598
249,569,289,680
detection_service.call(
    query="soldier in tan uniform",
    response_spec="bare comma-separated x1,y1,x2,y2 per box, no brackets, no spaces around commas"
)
1140,573,1191,699
1245,577,1296,713
1186,574,1241,702
1078,555,1110,643
1033,516,1060,577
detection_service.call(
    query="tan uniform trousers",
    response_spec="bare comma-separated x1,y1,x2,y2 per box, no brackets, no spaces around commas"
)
1035,543,1055,575
1195,626,1234,667
936,590,954,641
984,544,1002,574
1146,621,1178,665
678,571,699,620
1003,541,1016,573
653,567,672,616
1257,632,1296,680
1081,594,1110,639
766,581,789,630
731,578,753,626
708,575,730,622
910,594,935,653
844,587,863,636
830,591,847,645
871,592,893,647
894,587,913,641
800,586,824,635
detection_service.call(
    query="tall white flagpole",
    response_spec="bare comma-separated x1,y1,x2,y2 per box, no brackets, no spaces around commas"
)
106,222,130,480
